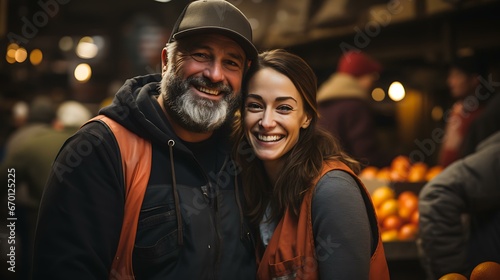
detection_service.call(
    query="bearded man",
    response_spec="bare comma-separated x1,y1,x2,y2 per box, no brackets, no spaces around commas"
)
32,1,258,279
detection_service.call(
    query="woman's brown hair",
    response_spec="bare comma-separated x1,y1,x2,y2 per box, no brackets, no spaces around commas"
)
232,49,360,226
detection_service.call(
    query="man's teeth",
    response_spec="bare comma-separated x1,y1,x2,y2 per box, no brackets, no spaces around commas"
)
258,134,283,142
198,86,219,96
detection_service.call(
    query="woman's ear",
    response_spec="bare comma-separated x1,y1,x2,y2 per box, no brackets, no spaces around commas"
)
301,116,311,129
161,47,168,75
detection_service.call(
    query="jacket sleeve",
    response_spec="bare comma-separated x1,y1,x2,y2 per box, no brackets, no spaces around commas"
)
32,122,125,279
418,141,500,278
312,170,372,280
460,93,500,158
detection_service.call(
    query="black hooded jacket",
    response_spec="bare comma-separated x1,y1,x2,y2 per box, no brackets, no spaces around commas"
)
33,74,256,279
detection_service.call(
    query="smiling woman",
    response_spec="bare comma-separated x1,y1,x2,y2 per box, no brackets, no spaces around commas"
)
232,49,390,280
244,67,311,169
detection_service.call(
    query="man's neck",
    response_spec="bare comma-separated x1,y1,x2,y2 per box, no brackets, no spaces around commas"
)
156,95,214,142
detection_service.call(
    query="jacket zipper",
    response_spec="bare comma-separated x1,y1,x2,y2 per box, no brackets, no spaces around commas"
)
179,145,227,280
212,156,230,280
203,155,230,280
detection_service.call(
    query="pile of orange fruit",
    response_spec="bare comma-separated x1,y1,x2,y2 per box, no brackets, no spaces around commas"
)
371,186,419,242
360,155,446,242
439,261,500,280
359,155,443,182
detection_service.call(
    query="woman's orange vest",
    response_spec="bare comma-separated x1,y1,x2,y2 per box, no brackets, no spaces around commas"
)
257,160,390,280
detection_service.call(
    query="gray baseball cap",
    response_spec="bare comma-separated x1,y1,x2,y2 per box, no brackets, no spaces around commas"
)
169,0,258,62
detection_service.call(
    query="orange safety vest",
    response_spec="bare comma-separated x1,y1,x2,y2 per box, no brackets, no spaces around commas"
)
257,160,390,280
86,115,152,280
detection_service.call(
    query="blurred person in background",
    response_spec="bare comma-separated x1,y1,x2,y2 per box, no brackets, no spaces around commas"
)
11,101,29,130
460,92,500,159
2,96,56,163
317,50,389,168
0,95,55,280
1,100,92,280
419,131,500,279
3,100,93,206
0,100,28,162
32,1,258,279
438,53,489,167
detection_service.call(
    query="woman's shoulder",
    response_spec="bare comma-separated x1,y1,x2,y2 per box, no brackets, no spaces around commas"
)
311,169,371,228
314,169,362,198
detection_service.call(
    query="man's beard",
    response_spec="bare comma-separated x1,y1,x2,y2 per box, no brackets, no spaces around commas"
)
160,70,240,133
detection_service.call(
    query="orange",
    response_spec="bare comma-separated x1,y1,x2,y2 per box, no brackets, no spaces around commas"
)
398,190,418,202
398,191,419,214
376,167,391,181
398,223,418,241
390,168,408,182
397,191,418,222
381,229,398,242
371,186,395,208
391,155,411,172
438,272,468,280
382,215,403,231
389,155,412,182
410,210,419,226
470,261,500,280
377,199,398,222
398,206,414,222
408,162,428,182
426,165,444,181
359,166,378,179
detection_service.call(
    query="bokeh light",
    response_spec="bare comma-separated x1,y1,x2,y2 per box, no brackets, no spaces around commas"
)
76,36,98,59
15,47,28,63
30,49,43,65
388,81,405,102
431,106,444,121
59,36,74,52
74,63,92,82
6,44,17,64
371,87,385,101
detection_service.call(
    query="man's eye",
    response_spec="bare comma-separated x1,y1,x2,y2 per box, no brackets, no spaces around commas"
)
224,60,242,71
190,53,211,62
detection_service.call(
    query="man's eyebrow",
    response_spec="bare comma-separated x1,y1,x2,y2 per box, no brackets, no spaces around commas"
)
227,51,245,63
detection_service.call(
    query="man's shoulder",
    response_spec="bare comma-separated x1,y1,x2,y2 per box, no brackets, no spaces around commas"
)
78,118,119,139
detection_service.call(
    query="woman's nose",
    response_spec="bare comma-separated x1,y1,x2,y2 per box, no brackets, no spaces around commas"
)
259,111,276,129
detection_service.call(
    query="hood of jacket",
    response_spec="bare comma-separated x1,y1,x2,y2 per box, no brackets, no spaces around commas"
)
99,73,231,153
316,72,369,103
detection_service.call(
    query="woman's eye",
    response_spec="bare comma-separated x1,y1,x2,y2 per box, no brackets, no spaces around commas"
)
245,102,262,111
277,105,293,113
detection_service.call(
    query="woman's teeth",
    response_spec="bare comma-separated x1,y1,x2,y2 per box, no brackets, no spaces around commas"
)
258,134,283,142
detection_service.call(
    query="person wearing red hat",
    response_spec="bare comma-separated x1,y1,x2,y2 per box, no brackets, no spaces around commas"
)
317,51,388,167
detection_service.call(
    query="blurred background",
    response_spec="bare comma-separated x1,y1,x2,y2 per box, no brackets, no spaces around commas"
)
1,0,500,164
1,0,500,279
